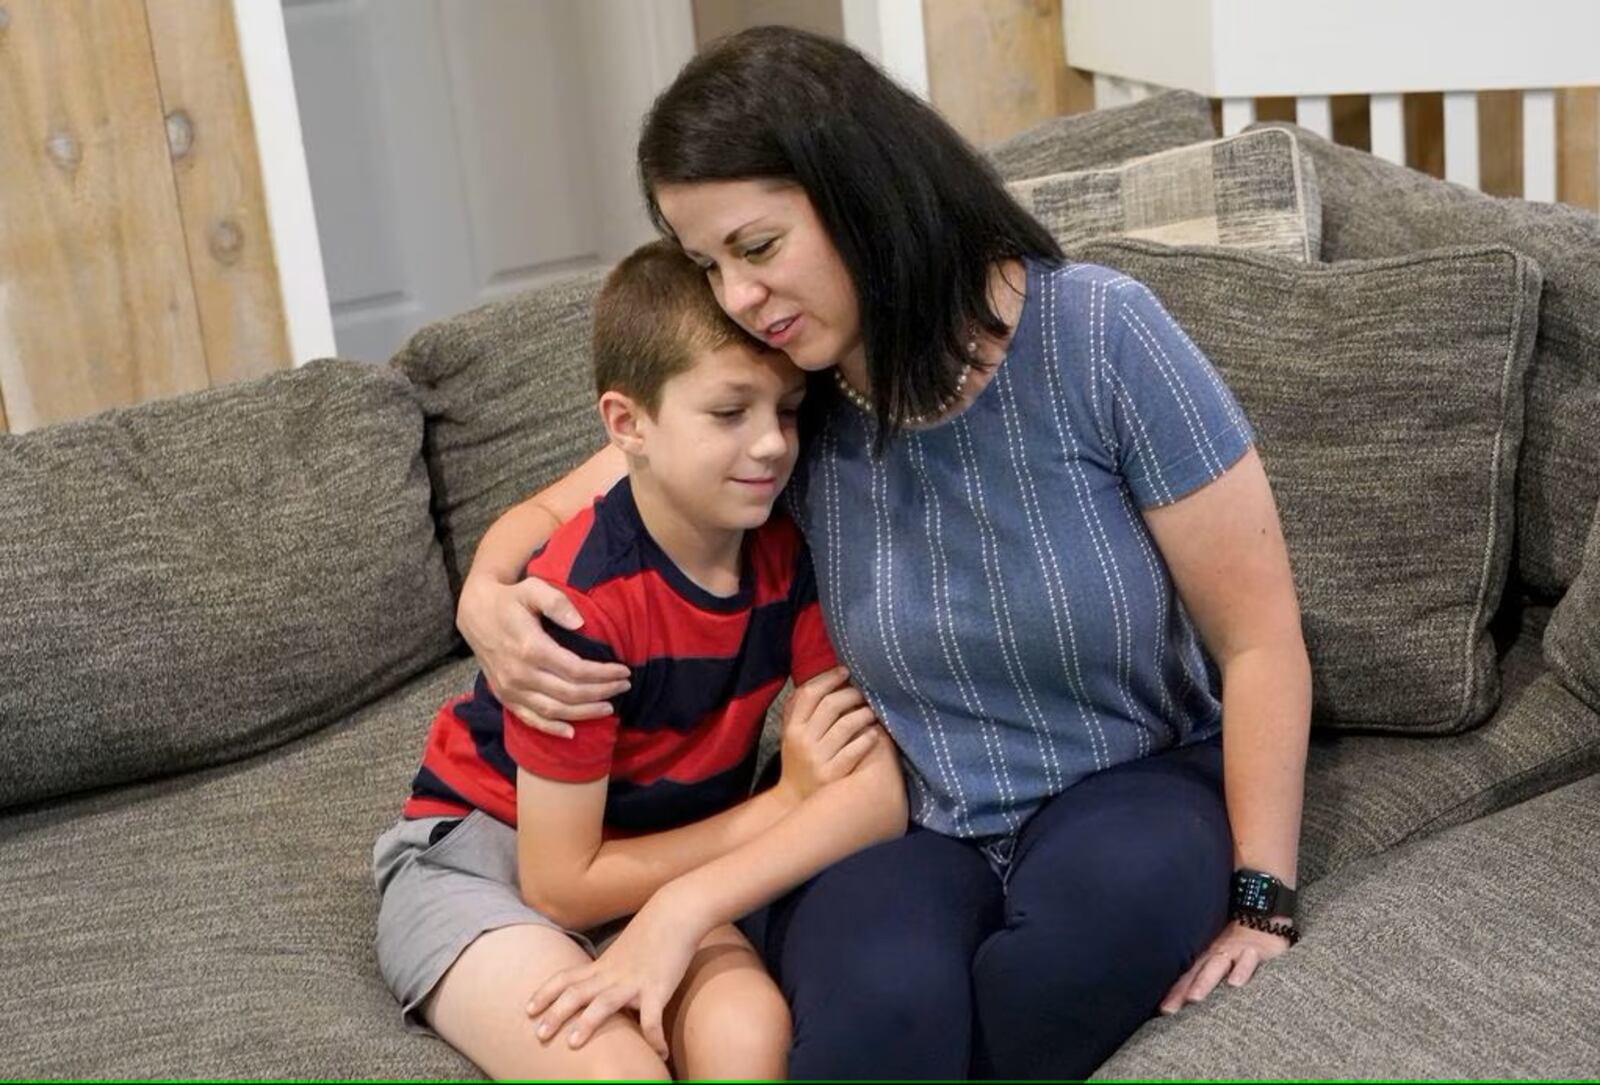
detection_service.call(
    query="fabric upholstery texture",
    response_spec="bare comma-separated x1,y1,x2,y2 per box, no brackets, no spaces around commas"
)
1072,239,1540,733
1297,602,1600,883
1009,127,1321,261
1254,121,1600,599
985,90,1218,182
1096,770,1600,1078
390,270,609,590
1545,500,1600,712
0,360,457,811
0,656,482,1079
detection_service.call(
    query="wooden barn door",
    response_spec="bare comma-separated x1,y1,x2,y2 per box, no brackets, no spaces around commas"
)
0,0,291,434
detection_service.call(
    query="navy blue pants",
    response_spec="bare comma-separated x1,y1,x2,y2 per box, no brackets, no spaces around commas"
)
740,738,1231,1080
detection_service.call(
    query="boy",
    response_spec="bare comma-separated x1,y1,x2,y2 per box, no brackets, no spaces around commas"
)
372,241,906,1080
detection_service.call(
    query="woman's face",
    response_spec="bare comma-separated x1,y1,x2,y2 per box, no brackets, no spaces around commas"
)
655,180,862,375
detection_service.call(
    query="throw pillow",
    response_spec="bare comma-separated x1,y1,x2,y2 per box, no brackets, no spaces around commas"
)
0,360,458,809
1073,239,1542,733
1008,127,1321,262
1252,121,1600,601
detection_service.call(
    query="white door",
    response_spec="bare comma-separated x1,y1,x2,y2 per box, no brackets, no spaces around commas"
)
282,0,694,362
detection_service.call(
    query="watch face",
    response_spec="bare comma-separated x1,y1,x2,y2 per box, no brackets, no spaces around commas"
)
1232,871,1277,913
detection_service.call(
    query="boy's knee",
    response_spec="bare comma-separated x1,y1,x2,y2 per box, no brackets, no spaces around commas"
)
722,981,793,1061
581,1044,673,1082
679,974,791,1075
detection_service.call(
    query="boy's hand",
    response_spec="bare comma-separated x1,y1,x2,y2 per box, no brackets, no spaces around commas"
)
777,666,881,803
526,887,706,1060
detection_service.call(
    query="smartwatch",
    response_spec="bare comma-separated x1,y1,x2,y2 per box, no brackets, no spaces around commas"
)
1230,868,1298,920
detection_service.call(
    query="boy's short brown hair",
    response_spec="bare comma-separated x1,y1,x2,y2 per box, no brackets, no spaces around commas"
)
593,240,764,413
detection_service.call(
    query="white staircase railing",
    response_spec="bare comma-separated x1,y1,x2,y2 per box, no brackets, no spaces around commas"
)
1064,0,1600,202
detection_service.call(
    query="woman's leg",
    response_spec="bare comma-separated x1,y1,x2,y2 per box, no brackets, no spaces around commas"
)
970,739,1232,1080
423,923,670,1081
745,827,1003,1080
667,923,790,1079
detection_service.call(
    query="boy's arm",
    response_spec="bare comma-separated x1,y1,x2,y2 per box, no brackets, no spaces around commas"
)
524,680,905,942
525,733,908,1053
515,766,800,931
657,730,907,932
514,661,880,930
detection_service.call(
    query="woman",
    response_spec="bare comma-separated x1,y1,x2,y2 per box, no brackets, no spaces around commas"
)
459,26,1310,1080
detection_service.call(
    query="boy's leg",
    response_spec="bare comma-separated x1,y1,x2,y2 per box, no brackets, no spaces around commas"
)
969,738,1232,1080
423,923,670,1081
744,827,1002,1079
666,923,790,1080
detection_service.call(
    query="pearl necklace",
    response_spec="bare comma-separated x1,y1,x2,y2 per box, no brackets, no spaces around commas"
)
833,330,979,427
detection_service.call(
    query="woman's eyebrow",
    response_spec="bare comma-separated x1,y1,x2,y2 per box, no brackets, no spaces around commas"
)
724,219,771,246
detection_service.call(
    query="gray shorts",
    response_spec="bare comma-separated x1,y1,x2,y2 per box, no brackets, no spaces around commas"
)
372,810,624,1034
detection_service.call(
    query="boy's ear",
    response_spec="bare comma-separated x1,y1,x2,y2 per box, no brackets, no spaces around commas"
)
598,390,649,455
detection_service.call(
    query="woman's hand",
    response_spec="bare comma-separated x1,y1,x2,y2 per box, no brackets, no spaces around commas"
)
456,572,631,738
525,888,706,1060
775,667,883,803
1158,920,1294,1014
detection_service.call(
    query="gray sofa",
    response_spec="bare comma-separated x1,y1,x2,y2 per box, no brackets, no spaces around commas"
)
3,91,1597,1078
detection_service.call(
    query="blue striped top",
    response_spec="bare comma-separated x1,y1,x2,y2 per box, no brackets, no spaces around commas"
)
792,260,1254,838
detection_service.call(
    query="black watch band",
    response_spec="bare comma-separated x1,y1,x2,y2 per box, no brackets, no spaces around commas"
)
1230,868,1298,921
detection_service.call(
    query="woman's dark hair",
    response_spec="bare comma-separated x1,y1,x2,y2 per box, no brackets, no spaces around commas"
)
638,25,1063,445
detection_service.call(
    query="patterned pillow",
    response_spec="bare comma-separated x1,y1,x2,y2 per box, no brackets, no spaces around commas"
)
985,89,1218,181
1074,239,1542,733
1010,127,1322,262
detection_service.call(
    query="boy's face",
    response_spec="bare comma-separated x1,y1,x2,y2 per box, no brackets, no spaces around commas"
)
634,342,807,532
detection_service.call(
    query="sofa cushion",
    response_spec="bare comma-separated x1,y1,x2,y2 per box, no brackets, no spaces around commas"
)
1254,121,1600,600
0,360,458,811
1074,239,1540,733
1096,769,1600,1078
0,656,482,1079
1009,127,1321,262
1297,602,1600,883
986,90,1218,182
1545,500,1600,711
391,270,608,590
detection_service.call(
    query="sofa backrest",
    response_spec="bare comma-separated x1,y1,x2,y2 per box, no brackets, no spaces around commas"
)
0,360,458,811
390,270,609,591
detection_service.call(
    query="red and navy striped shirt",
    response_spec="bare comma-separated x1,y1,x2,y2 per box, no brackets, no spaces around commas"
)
404,477,837,833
